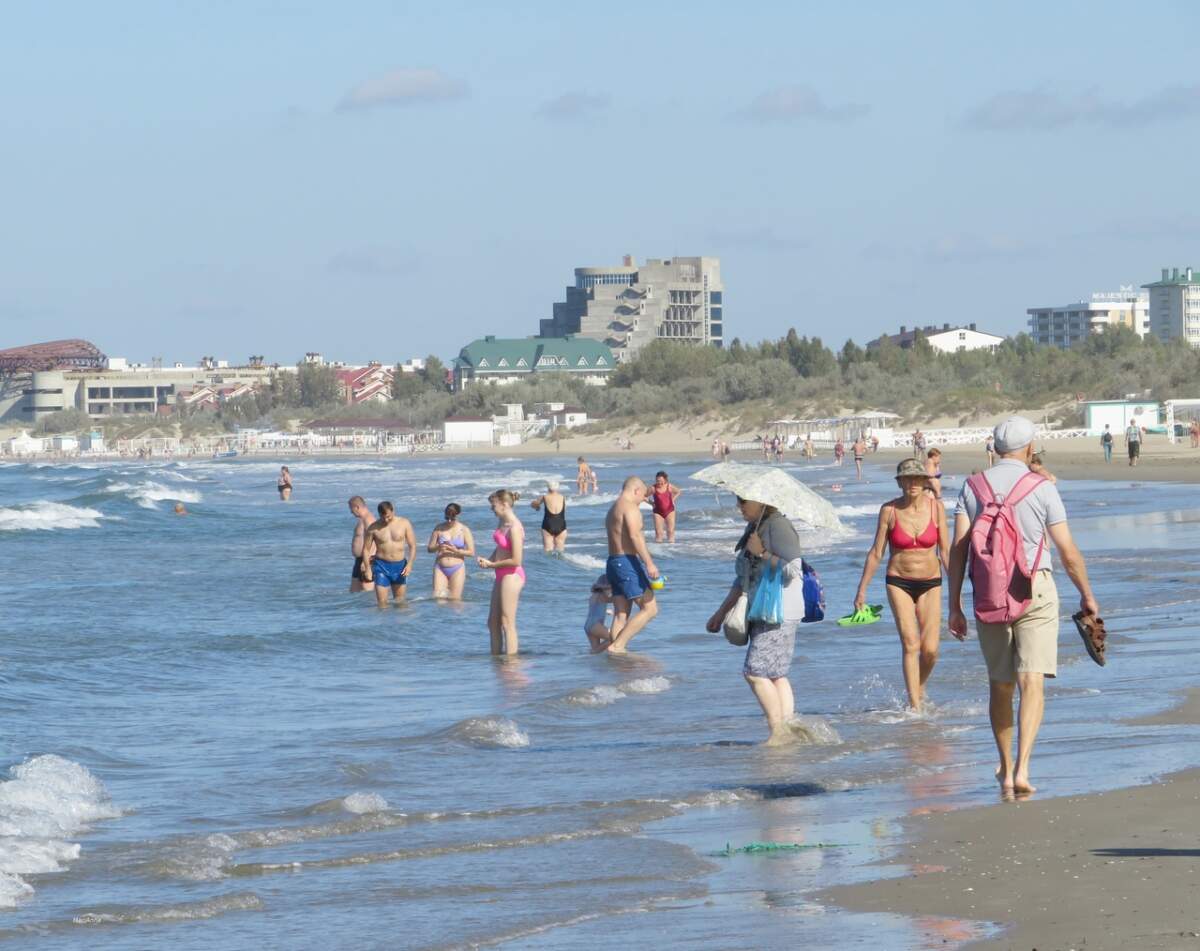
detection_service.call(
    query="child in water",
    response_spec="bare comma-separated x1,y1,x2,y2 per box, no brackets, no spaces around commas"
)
584,574,613,652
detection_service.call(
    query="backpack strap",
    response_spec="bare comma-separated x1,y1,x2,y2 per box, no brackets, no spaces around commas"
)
1005,471,1046,509
966,472,995,506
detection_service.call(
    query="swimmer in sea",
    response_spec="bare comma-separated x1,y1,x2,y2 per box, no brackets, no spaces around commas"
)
277,466,292,501
530,480,567,553
853,436,867,481
604,477,660,653
361,500,416,606
173,502,188,516
427,502,474,600
576,457,593,495
584,575,614,652
478,489,525,655
650,470,681,543
347,495,375,593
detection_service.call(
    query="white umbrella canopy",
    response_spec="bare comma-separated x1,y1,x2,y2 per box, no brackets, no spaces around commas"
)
691,462,843,531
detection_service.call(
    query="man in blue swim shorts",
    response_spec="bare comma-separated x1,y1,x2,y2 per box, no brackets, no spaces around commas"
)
361,500,416,606
604,476,660,653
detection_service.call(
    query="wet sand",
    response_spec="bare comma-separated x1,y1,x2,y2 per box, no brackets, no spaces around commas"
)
819,689,1200,949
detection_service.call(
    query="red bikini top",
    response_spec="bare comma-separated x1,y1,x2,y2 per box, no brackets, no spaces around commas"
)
888,500,938,550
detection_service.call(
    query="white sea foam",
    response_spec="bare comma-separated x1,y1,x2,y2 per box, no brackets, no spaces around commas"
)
562,552,607,572
570,492,617,507
0,501,105,532
834,503,881,518
787,715,841,745
105,480,202,509
73,892,264,925
449,717,530,749
567,685,626,707
621,676,671,695
0,755,120,908
342,792,389,814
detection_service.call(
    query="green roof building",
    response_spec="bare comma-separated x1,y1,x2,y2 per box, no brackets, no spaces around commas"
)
452,335,615,391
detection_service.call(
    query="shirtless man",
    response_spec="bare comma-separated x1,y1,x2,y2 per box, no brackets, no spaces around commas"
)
347,496,375,593
361,500,416,606
576,457,593,495
604,476,660,653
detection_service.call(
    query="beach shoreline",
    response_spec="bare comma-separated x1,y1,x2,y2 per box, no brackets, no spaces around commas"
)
816,687,1200,949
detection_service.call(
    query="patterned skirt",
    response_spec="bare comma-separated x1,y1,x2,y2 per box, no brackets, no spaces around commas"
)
744,620,798,679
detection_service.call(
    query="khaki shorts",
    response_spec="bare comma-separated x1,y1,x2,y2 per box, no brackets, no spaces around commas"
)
977,570,1059,681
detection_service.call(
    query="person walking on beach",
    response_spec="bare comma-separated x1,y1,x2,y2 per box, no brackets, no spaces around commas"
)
604,477,660,653
576,457,593,495
706,494,807,744
650,470,682,543
1190,419,1200,449
853,436,867,481
427,503,474,599
277,465,293,501
1100,425,1113,463
347,496,375,594
804,436,814,460
478,489,525,655
530,480,568,553
985,435,996,467
912,430,926,459
924,448,943,500
854,459,950,712
1125,421,1143,467
834,440,845,466
362,501,416,606
948,417,1099,795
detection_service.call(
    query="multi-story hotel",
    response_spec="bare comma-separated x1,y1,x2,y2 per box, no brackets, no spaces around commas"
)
1142,267,1200,347
540,255,723,361
1026,289,1149,348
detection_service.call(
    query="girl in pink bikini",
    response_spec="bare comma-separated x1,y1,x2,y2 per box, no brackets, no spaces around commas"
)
477,489,526,655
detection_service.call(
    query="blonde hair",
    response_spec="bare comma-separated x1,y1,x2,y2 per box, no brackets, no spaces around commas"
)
488,488,521,507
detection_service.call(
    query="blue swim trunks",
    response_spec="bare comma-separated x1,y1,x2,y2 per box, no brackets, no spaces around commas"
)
606,554,650,601
372,558,408,587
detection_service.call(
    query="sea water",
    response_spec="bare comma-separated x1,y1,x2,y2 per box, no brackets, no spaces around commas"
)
1,454,1198,949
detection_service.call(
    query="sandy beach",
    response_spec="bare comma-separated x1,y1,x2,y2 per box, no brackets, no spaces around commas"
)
819,688,1200,950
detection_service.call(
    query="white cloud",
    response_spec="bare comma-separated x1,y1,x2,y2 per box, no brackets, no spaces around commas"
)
964,83,1200,131
536,92,609,121
337,68,467,112
736,85,869,123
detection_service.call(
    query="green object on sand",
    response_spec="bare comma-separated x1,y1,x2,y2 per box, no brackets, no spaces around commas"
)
837,605,884,627
711,841,848,857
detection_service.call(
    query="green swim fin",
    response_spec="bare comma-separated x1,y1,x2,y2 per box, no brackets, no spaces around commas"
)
836,605,884,626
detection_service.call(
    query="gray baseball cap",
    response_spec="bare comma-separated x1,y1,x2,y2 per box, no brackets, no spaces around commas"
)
993,416,1036,453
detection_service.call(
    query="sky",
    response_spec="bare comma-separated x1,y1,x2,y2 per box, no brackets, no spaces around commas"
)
2,0,1199,365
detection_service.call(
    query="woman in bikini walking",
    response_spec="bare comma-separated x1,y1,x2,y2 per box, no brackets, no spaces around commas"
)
477,489,525,655
427,503,475,600
853,458,950,711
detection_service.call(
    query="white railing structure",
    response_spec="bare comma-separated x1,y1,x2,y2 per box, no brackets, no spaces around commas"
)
890,426,1090,448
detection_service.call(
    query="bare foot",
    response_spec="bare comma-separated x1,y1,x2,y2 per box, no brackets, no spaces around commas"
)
605,644,627,655
996,767,1014,792
1013,771,1036,794
589,637,611,654
764,728,793,747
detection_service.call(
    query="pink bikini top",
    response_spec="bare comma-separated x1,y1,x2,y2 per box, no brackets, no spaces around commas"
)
493,527,514,549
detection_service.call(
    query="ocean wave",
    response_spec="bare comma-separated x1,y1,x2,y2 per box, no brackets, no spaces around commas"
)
0,501,105,532
0,755,121,908
561,552,607,572
342,792,389,814
621,676,671,695
834,503,881,518
73,892,263,926
569,492,617,507
104,480,202,509
446,716,529,749
566,685,626,707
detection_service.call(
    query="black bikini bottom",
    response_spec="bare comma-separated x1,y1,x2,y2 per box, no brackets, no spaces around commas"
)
886,575,942,600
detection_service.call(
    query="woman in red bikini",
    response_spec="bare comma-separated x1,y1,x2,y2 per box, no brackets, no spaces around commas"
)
650,471,681,543
853,458,950,711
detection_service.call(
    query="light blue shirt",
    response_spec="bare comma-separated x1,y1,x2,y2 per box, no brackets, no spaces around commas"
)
954,459,1067,571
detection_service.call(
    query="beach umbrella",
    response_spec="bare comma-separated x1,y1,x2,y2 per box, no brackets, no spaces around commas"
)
691,461,842,531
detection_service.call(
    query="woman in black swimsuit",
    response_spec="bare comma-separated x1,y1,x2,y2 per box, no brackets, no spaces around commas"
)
530,480,567,553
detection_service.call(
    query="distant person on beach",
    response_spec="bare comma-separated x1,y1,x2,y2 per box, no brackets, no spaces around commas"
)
912,430,926,459
347,496,375,593
854,458,950,712
834,440,845,466
871,434,880,453
478,489,525,655
985,435,996,467
1125,421,1142,467
531,481,567,553
277,466,292,501
804,436,814,460
362,501,416,606
576,457,593,495
706,494,806,744
853,436,867,480
590,466,599,493
722,440,732,460
427,503,474,599
1100,425,1113,463
924,448,943,499
604,477,660,653
584,574,614,652
650,470,682,543
1191,419,1200,449
949,416,1099,795
774,435,785,463
712,437,722,459
1029,453,1057,484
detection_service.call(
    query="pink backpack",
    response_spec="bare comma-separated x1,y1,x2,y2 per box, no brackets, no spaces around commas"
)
966,471,1046,624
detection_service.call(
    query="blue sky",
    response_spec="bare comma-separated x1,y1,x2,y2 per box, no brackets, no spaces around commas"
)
2,0,1199,365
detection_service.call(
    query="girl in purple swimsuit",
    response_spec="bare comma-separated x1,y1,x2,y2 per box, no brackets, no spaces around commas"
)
427,503,475,601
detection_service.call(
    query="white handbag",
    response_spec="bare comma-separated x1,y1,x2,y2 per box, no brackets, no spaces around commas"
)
723,593,750,646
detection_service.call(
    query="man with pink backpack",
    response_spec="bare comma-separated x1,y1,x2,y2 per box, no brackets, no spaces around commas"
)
948,417,1099,796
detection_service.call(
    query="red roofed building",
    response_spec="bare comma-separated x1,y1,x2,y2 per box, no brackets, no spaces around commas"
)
335,364,394,405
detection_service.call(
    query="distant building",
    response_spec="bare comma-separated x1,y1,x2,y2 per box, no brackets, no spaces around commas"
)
452,336,615,391
335,364,394,405
1143,267,1200,347
1027,289,1149,348
868,323,1005,354
540,255,723,361
443,416,495,446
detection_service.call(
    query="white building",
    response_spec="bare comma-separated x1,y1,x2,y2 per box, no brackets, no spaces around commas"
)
443,416,495,446
1027,289,1150,348
1143,267,1200,347
3,432,45,456
868,323,1005,354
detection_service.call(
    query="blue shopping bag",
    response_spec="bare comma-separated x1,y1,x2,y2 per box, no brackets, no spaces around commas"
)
747,561,784,625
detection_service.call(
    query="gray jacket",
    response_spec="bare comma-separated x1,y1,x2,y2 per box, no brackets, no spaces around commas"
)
734,510,806,623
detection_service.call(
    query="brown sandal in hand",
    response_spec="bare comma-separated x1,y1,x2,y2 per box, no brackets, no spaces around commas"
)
1072,611,1107,667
